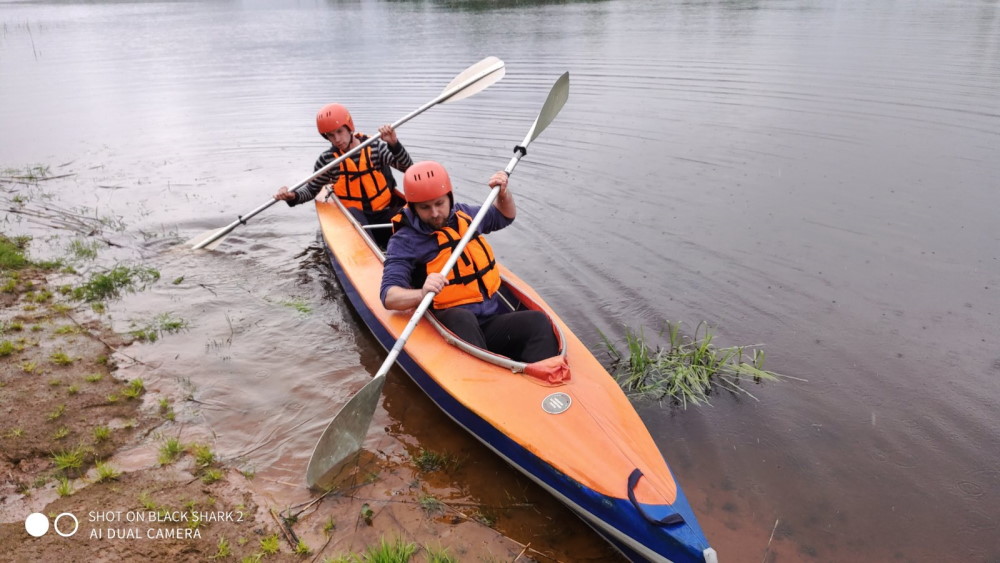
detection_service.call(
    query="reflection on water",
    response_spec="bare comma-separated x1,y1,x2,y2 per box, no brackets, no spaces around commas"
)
2,0,999,560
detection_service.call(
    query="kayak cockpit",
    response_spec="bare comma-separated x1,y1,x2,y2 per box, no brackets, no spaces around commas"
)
326,190,570,384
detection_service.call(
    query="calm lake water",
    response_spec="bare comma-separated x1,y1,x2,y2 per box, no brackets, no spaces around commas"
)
3,0,999,561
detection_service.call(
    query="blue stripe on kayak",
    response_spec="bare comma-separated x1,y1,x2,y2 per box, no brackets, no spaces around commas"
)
325,244,711,563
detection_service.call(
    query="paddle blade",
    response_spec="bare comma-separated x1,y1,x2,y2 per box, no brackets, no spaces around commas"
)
305,375,386,488
521,71,570,146
439,56,505,103
187,227,230,250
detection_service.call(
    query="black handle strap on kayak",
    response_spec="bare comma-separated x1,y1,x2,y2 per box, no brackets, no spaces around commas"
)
628,468,685,526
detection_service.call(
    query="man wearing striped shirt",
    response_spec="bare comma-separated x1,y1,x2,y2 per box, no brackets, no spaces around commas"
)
274,103,413,247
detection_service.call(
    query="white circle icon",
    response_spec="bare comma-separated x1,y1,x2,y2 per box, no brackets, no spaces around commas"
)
54,512,79,537
25,512,49,537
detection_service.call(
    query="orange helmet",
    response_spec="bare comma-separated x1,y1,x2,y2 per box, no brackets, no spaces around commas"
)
404,161,452,203
315,103,354,137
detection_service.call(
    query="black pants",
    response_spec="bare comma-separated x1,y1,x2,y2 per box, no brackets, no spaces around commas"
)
432,308,558,363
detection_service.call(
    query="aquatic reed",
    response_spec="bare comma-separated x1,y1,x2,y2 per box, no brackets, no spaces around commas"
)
602,321,793,408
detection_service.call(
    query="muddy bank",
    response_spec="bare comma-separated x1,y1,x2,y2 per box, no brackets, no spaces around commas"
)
0,236,536,562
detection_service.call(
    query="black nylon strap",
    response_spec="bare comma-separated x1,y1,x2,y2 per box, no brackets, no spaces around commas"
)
627,468,685,526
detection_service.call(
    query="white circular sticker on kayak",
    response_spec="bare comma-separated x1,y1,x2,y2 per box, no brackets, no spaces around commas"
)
542,392,572,414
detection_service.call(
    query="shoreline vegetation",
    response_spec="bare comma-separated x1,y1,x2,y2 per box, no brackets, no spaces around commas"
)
0,232,529,562
0,165,544,562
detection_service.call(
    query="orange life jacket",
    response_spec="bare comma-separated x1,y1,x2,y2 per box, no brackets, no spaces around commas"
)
331,139,392,213
392,209,501,309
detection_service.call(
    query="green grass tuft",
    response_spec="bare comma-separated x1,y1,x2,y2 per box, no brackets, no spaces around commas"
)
56,477,74,497
293,539,311,556
259,534,280,555
158,437,184,465
426,545,458,563
213,536,231,559
51,446,87,473
190,444,215,467
0,235,31,270
49,350,74,365
93,425,111,442
94,461,120,482
361,536,417,562
122,378,144,399
201,468,223,484
47,404,66,420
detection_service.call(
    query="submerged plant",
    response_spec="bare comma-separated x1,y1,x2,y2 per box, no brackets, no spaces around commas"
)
412,448,454,473
278,298,312,315
129,312,188,342
72,265,160,302
67,239,100,261
603,322,797,408
418,494,444,514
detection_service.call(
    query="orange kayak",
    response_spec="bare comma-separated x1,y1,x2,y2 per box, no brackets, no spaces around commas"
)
315,194,717,563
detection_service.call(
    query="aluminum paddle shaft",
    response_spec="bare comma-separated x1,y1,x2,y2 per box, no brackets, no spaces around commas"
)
190,56,506,251
305,72,570,488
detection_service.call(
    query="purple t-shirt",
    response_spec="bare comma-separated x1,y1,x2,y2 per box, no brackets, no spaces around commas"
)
380,202,513,317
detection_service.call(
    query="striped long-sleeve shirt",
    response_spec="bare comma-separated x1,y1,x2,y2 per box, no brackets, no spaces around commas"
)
287,133,413,206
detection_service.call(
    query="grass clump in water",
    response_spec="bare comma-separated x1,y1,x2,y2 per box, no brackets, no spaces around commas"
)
72,265,160,302
129,312,188,342
278,298,312,315
67,239,100,261
412,449,454,473
603,322,795,408
418,494,444,515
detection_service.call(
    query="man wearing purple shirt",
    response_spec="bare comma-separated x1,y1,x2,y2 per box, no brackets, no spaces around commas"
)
380,161,558,363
